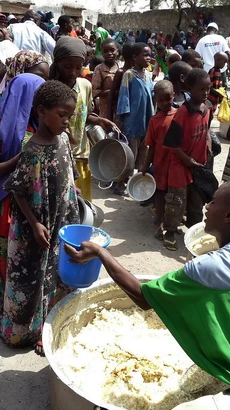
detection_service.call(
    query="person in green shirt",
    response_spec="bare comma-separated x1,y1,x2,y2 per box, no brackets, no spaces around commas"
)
65,182,230,408
94,22,109,56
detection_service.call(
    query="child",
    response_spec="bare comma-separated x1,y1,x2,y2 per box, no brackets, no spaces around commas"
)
92,38,119,118
142,80,177,239
167,52,181,70
182,49,202,68
55,15,73,42
89,55,104,72
152,45,178,81
163,69,212,250
49,37,117,201
80,46,94,82
168,61,192,106
208,51,228,114
107,43,133,121
117,42,154,171
2,80,80,353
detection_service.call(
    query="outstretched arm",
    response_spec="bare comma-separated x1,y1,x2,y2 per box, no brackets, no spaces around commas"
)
65,242,151,310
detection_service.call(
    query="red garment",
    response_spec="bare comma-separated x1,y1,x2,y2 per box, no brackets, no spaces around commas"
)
69,29,77,38
163,101,212,188
80,67,93,83
146,110,177,190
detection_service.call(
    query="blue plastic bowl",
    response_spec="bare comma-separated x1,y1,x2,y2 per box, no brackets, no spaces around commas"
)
58,224,110,288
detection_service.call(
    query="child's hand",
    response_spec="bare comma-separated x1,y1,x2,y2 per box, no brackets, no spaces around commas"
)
186,157,202,168
98,118,120,133
33,223,50,249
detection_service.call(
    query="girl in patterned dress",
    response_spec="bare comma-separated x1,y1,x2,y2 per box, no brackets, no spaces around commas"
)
1,80,80,354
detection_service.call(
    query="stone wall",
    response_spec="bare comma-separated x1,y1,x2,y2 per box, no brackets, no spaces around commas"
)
98,5,230,37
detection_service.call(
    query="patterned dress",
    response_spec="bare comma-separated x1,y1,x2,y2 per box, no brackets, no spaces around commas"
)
1,133,80,347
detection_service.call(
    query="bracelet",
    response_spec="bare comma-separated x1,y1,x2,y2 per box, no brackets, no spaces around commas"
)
97,248,105,258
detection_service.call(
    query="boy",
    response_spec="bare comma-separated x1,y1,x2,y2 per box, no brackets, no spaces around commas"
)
142,80,177,239
117,42,154,170
168,61,192,106
208,51,228,114
182,49,202,68
163,68,212,250
152,45,178,81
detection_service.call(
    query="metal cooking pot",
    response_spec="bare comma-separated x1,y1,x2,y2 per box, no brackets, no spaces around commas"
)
78,196,94,226
43,277,153,410
89,133,134,189
78,197,104,227
84,200,104,228
85,124,106,146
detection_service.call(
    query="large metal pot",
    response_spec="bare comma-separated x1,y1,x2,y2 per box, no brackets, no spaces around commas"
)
88,133,134,189
43,277,153,410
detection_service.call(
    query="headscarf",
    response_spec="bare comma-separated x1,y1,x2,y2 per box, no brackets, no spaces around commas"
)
174,44,185,55
49,37,86,80
126,30,135,44
5,50,47,86
0,73,45,201
136,29,147,44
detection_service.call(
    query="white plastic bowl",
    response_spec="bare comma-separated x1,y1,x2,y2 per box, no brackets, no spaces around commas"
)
127,172,156,201
184,222,218,257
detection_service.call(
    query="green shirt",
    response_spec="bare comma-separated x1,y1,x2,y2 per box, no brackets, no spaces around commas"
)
94,27,109,56
141,267,230,385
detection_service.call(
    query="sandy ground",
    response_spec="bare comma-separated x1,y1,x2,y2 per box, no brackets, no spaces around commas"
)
0,118,230,410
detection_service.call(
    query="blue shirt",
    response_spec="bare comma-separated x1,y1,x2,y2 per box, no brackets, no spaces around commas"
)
184,242,230,290
117,69,154,139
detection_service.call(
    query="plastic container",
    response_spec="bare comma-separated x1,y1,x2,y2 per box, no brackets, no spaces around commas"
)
58,225,110,288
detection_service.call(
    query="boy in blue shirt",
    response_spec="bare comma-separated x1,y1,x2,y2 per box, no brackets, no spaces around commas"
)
117,42,154,170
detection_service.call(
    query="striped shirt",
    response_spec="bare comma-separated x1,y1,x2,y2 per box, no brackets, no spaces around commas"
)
208,66,222,113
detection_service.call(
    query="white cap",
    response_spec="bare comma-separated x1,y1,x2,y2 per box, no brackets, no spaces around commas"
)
7,14,16,22
207,22,218,31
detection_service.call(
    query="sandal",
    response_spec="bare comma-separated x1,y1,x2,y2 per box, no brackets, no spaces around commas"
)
164,238,178,251
35,340,45,357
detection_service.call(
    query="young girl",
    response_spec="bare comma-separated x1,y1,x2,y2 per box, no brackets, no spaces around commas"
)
107,43,133,122
92,38,119,118
49,36,118,201
2,80,80,354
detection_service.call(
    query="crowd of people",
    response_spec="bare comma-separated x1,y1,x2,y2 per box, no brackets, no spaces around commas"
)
0,8,230,409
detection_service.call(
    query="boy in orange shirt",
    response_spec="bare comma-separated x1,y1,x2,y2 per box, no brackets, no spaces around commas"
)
142,80,177,239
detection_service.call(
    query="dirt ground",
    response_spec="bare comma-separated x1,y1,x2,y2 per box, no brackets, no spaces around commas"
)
0,118,229,410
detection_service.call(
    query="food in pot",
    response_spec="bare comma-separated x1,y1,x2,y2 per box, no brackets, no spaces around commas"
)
54,306,226,410
191,234,219,256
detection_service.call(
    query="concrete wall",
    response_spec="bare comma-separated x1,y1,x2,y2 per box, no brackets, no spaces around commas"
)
98,5,230,37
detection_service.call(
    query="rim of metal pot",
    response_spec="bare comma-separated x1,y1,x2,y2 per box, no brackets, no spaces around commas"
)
43,276,154,410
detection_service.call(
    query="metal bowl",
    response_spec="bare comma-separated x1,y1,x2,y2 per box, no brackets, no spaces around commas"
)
127,172,156,201
184,222,218,257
